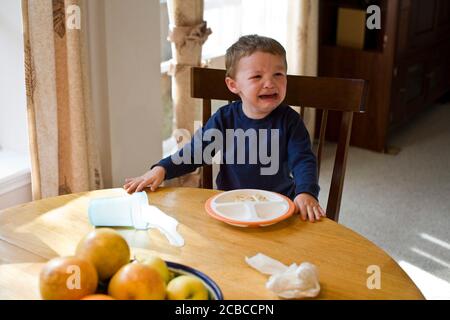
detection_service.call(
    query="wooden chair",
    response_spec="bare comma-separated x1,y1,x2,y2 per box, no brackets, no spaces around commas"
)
190,67,368,221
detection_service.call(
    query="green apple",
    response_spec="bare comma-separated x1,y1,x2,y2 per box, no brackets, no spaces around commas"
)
166,275,209,300
135,255,171,284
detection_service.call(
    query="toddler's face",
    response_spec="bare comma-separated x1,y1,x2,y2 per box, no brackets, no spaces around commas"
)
226,51,287,119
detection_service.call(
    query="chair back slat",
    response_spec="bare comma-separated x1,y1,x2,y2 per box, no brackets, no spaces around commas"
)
201,99,213,189
202,164,213,189
192,68,367,113
191,67,367,221
285,75,367,112
202,99,212,126
300,106,305,119
327,111,354,221
191,68,239,101
317,109,328,178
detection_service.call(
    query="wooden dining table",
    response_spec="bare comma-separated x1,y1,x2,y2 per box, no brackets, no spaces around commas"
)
0,187,424,300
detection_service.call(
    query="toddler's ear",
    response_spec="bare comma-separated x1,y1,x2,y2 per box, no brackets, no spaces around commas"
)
225,77,240,95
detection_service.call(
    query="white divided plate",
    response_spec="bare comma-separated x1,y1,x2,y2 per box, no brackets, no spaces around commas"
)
205,189,295,227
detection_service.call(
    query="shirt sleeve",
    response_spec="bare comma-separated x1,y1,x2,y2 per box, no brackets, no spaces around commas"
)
151,111,223,180
286,114,320,199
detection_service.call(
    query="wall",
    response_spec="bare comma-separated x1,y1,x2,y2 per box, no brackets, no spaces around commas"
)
85,0,163,188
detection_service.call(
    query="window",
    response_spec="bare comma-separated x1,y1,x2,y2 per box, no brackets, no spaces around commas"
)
203,0,288,58
0,1,31,201
160,0,288,64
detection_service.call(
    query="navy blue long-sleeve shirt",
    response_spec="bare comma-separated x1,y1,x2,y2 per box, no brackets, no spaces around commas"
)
154,101,320,200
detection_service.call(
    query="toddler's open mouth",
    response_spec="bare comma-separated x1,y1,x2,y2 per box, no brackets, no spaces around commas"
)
259,93,278,100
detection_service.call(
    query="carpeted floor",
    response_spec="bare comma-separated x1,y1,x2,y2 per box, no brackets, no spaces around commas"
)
317,101,450,300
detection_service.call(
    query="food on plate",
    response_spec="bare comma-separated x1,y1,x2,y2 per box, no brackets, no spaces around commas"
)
234,193,269,202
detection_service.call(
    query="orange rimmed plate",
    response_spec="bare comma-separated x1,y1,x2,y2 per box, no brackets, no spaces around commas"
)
205,189,296,227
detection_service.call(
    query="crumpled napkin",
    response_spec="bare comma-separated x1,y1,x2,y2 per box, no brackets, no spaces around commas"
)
245,253,320,299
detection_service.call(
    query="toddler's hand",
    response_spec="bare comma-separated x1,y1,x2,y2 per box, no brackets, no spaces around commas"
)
123,166,166,194
294,193,326,222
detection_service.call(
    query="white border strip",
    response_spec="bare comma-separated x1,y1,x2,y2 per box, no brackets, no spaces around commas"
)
0,169,31,196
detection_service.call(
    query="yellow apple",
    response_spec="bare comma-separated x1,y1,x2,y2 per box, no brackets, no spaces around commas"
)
166,275,209,300
135,255,171,283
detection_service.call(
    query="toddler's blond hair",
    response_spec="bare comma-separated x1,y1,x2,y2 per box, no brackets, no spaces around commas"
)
225,34,287,78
